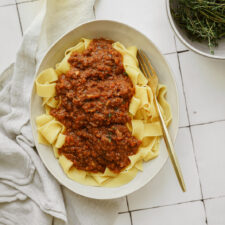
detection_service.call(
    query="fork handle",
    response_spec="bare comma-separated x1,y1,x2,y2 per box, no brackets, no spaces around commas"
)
155,97,186,192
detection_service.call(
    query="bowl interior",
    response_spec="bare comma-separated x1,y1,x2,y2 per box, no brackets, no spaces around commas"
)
30,20,179,199
167,0,225,59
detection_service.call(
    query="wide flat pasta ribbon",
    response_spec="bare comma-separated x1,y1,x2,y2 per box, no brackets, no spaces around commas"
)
157,84,172,126
42,97,59,108
113,42,148,86
36,68,58,97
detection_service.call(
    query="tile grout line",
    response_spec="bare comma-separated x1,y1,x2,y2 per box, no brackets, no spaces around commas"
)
184,97,208,224
126,196,130,211
164,51,177,56
118,211,129,214
179,118,225,129
17,0,38,5
0,3,16,7
129,199,202,213
15,2,24,36
93,4,96,18
176,48,208,224
190,118,225,127
175,51,192,127
177,49,189,54
204,194,225,201
126,196,133,225
129,211,134,225
163,49,189,56
200,199,208,224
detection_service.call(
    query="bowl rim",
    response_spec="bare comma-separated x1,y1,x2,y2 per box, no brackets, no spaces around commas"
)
30,19,179,199
166,0,225,60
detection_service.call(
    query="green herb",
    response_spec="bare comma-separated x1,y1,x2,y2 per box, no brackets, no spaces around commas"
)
107,135,112,142
107,132,112,142
170,0,225,54
123,71,128,76
108,113,112,118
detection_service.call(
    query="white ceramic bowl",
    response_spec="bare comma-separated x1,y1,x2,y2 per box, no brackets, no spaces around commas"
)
166,0,225,60
30,20,179,199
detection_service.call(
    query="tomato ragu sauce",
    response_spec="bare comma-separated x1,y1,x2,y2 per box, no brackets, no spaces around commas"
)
51,39,141,174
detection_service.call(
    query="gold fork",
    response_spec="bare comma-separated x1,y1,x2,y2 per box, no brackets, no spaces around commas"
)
137,50,186,192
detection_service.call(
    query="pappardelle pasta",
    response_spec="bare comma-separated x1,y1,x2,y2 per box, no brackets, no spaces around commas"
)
35,38,172,187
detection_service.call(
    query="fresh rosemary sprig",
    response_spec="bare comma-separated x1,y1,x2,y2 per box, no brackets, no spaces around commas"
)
170,0,225,54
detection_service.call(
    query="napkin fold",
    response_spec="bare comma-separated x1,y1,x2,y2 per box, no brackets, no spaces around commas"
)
0,0,121,224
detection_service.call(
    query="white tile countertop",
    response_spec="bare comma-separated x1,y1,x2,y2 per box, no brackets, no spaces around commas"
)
1,0,225,225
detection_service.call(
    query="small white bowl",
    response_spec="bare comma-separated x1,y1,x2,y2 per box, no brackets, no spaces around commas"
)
30,20,179,199
166,0,225,60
